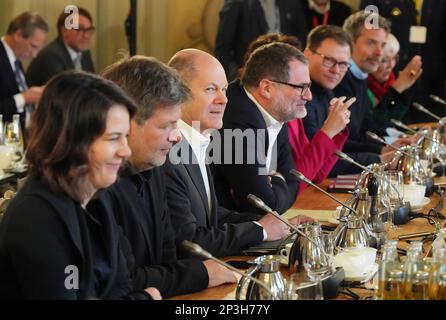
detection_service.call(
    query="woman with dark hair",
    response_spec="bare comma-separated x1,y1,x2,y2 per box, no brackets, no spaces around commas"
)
0,71,160,300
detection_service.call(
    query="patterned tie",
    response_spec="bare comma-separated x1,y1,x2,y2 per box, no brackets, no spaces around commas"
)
14,60,33,127
14,60,28,92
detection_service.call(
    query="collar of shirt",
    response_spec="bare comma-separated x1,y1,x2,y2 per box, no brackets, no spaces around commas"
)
178,119,211,164
64,42,82,62
121,163,153,195
244,86,283,131
308,0,331,14
349,59,369,80
1,37,18,72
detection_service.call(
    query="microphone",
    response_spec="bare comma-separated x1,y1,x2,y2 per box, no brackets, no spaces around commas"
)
334,151,404,203
247,194,333,260
365,131,412,157
247,194,325,246
288,169,359,215
412,102,443,122
390,119,417,134
430,94,446,107
181,240,277,299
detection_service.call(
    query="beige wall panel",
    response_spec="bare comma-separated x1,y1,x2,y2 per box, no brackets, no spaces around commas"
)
96,0,129,72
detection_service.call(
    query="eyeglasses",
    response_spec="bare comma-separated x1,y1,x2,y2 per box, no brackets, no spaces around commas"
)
311,51,350,71
74,26,96,35
269,79,312,97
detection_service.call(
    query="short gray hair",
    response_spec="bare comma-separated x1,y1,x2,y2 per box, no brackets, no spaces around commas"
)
103,55,190,125
343,11,391,42
7,11,48,37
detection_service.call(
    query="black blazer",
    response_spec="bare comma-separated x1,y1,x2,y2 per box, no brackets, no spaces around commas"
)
211,81,299,215
214,0,306,80
164,138,264,258
0,41,23,123
27,37,95,86
97,165,209,298
0,176,150,300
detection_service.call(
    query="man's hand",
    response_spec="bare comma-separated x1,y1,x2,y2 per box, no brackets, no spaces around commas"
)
288,215,316,226
203,260,237,288
22,86,44,104
258,213,290,241
321,96,356,138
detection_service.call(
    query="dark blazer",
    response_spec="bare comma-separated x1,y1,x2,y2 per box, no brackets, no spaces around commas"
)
97,165,209,298
0,41,23,123
26,37,95,86
360,0,446,122
211,81,299,215
0,176,150,300
164,138,264,258
214,0,307,80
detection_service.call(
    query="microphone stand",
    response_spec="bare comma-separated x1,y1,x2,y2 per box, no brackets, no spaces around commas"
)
430,94,446,107
247,194,332,255
413,102,444,122
288,170,359,216
181,240,278,299
366,131,412,157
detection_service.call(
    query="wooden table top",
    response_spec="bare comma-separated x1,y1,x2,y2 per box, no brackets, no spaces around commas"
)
170,179,445,300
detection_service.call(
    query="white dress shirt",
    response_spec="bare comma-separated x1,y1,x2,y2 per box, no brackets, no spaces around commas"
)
64,43,82,71
244,87,283,175
178,119,212,211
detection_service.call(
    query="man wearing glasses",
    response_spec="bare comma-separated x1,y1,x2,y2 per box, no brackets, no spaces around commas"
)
212,42,310,215
27,7,96,86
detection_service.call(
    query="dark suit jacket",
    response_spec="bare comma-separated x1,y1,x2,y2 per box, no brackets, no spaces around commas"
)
97,165,208,298
360,0,446,122
164,138,264,258
0,176,150,300
0,41,23,123
26,37,95,86
214,0,306,80
211,81,299,215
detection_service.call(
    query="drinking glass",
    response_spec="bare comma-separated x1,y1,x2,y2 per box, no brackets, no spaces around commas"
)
4,122,24,168
383,170,404,230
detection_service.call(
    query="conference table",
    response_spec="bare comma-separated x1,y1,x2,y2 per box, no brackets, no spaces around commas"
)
170,178,446,300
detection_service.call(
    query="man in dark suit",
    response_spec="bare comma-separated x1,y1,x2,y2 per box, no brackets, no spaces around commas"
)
0,12,47,126
27,7,95,86
166,49,312,258
214,0,307,81
101,56,236,298
211,43,307,215
360,0,446,123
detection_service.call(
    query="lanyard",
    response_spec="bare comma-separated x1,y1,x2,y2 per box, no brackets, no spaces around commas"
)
312,11,329,28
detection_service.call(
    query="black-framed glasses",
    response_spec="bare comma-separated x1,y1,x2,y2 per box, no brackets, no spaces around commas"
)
74,26,96,35
268,79,312,97
311,51,350,71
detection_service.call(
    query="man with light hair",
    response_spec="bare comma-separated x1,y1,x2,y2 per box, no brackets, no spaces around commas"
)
0,11,48,127
368,33,422,127
334,11,412,165
164,48,313,258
